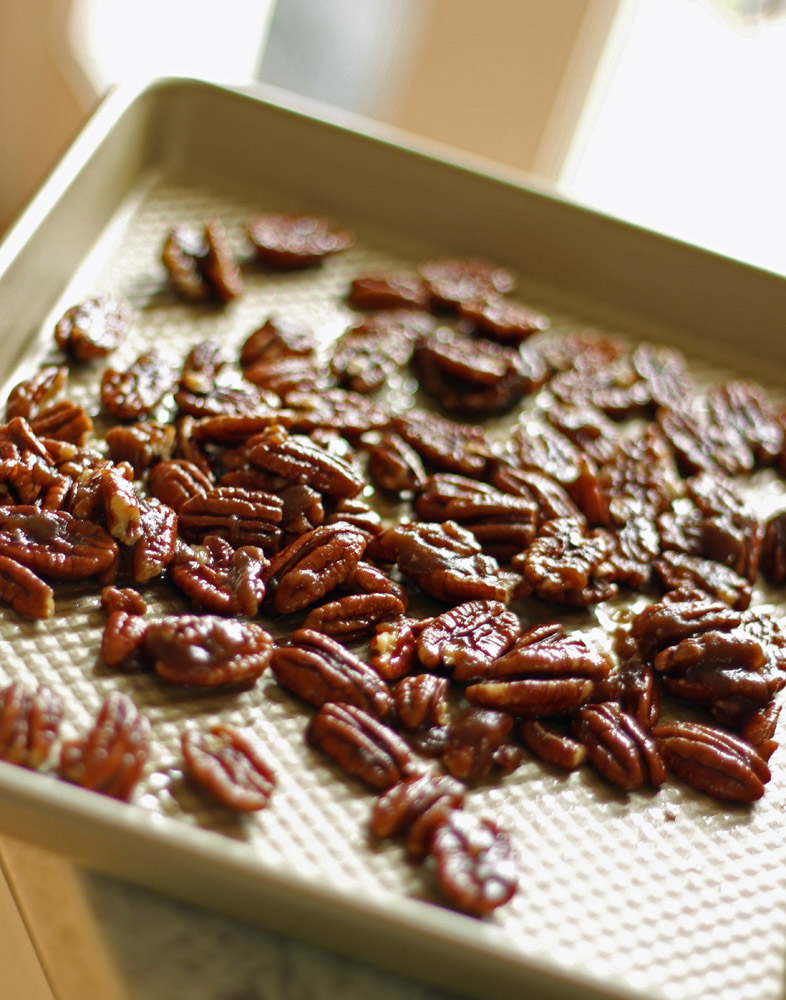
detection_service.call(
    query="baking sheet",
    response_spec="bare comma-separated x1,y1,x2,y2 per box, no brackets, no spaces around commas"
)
1,79,786,1000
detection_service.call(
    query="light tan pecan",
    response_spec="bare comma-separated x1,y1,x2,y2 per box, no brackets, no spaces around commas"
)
571,703,666,791
169,535,267,617
305,701,414,791
653,720,770,802
182,725,275,811
178,486,283,553
0,682,63,768
54,296,131,362
0,506,118,580
270,628,392,719
0,553,54,619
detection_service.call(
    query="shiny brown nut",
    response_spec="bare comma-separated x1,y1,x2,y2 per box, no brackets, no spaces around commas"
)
101,353,171,422
200,217,243,301
740,701,780,762
178,486,283,553
305,701,414,791
458,296,549,343
484,622,613,681
416,600,521,680
571,703,666,791
707,380,783,467
270,628,392,719
101,469,145,545
419,257,517,308
653,720,770,802
329,311,426,393
0,506,118,581
247,213,354,268
390,409,492,477
687,472,762,582
369,617,422,681
761,510,786,585
240,315,315,368
101,611,149,668
248,424,364,499
615,630,660,730
369,772,465,843
182,724,275,811
466,674,594,718
393,674,449,732
441,707,520,782
144,614,273,687
175,379,273,419
127,497,178,584
630,594,744,661
163,219,242,302
658,403,753,478
303,593,405,641
54,296,132,362
28,401,92,446
59,691,150,800
348,272,430,311
264,523,367,614
431,811,518,918
5,366,68,421
0,553,54,619
148,459,214,514
519,720,587,769
100,585,147,616
105,421,176,475
489,463,583,524
367,433,428,494
169,536,268,617
0,682,63,768
191,410,294,445
179,338,225,392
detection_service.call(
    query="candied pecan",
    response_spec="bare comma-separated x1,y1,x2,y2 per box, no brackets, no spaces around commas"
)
348,272,430,311
182,725,275,811
100,585,147,616
481,622,613,682
419,257,516,308
286,387,390,440
658,402,753,477
537,330,624,375
416,600,521,680
6,366,67,421
388,776,465,863
179,339,225,393
105,421,175,475
277,482,324,536
489,463,582,524
247,213,354,268
740,702,780,762
519,720,586,769
431,811,517,918
653,721,770,802
60,691,150,800
325,498,384,540
240,315,314,369
687,472,762,582
264,523,367,614
512,517,618,606
54,295,131,362
761,510,786,585
101,611,149,668
366,433,427,493
248,424,364,499
370,772,465,844
307,701,414,790
329,311,427,393
341,561,407,604
176,378,273,419
169,536,268,617
130,497,178,583
0,553,54,619
163,218,242,301
707,380,782,467
173,417,213,477
271,628,392,718
654,551,751,610
379,520,513,604
200,217,243,301
101,470,145,545
0,506,118,580
466,675,593,717
614,630,660,730
549,352,651,418
545,402,619,464
571,703,666,791
458,296,549,343
631,343,693,410
441,707,521,782
508,422,583,494
178,486,283,553
101,353,171,422
303,593,405,641
413,327,544,414
393,674,449,731
144,615,272,687
0,682,62,768
609,509,661,588
149,459,213,514
243,355,335,397
28,401,92,446
369,617,422,681
191,410,293,445
390,409,492,477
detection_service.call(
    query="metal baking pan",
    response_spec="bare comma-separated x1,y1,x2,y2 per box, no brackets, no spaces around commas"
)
1,77,786,1000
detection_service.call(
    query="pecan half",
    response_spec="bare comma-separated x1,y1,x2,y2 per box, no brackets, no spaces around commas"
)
369,617,423,681
348,272,429,311
100,585,147,616
248,424,364,498
0,682,63,768
571,703,666,791
240,315,314,368
366,433,427,493
182,725,275,811
54,295,131,362
148,459,214,514
519,720,586,769
419,256,516,307
441,707,521,782
653,551,751,610
0,506,118,581
163,218,242,301
169,536,268,617
369,773,465,850
130,497,178,583
101,611,149,669
416,600,521,680
247,213,354,268
178,486,283,553
5,366,68,421
393,674,449,732
0,553,54,619
101,353,171,422
29,401,92,446
105,421,175,475
302,593,405,641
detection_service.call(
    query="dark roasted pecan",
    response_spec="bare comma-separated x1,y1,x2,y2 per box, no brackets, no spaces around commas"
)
0,506,118,580
658,402,753,477
178,486,282,553
163,218,242,301
393,674,449,731
653,551,751,610
101,353,171,422
60,691,150,800
707,380,782,467
419,257,516,308
431,811,517,918
144,614,272,687
519,720,586,769
489,463,583,524
369,773,465,851
247,213,354,268
512,517,618,606
379,520,513,604
29,401,92,446
306,701,414,790
101,611,149,668
243,355,335,397
329,310,427,393
441,707,521,782
761,510,786,585
416,600,521,680
248,424,364,498
264,523,367,614
0,553,54,618
54,295,131,362
182,724,275,811
653,720,770,802
303,593,405,641
366,433,427,493
169,535,268,616
6,366,68,421
686,472,762,582
105,421,175,475
348,272,430,311
100,585,147,616
149,459,214,514
390,409,492,477
0,682,62,768
572,703,666,791
285,387,390,440
240,315,314,368
270,628,392,718
458,296,549,343
369,617,423,681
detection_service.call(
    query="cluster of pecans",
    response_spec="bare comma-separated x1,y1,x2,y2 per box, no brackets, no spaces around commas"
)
1,210,786,917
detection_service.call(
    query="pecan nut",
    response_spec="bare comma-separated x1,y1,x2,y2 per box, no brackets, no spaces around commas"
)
0,682,63,768
54,296,131,362
302,593,405,641
178,486,283,553
182,724,275,811
571,703,666,791
169,536,268,617
416,600,521,680
0,506,118,581
0,553,54,619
